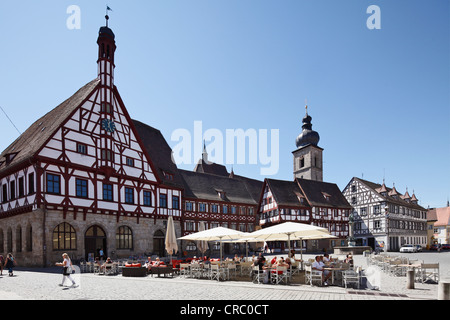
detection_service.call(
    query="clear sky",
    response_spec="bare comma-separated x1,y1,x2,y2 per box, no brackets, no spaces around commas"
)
0,1,448,209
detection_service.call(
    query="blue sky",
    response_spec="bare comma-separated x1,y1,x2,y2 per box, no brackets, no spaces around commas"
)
0,1,448,209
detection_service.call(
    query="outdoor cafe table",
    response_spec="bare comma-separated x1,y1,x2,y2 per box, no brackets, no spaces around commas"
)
398,263,421,269
323,267,348,286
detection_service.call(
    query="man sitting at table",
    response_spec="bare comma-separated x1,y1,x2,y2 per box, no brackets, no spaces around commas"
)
312,256,332,286
323,253,333,264
253,255,269,284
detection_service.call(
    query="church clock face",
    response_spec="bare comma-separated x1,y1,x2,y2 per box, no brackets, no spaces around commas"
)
102,118,116,133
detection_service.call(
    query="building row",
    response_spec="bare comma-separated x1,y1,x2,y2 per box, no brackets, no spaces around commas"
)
0,22,428,266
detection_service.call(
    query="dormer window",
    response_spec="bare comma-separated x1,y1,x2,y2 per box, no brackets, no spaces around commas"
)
163,171,174,181
5,152,18,165
322,192,331,201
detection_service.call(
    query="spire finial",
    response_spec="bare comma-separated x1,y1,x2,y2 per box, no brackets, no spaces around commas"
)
105,5,113,27
305,99,308,115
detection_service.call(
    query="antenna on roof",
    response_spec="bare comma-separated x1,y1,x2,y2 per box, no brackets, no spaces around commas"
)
0,105,22,135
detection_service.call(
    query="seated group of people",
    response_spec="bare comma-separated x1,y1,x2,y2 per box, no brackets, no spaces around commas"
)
311,253,354,286
144,257,166,270
251,254,295,284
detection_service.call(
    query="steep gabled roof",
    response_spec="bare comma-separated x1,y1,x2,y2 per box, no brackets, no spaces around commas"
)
0,79,100,175
296,178,352,209
194,159,229,177
354,177,426,210
265,178,307,208
179,169,259,205
132,119,184,189
427,208,438,222
434,206,450,227
232,174,264,204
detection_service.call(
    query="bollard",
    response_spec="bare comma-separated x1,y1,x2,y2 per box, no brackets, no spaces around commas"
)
438,281,450,300
406,270,415,289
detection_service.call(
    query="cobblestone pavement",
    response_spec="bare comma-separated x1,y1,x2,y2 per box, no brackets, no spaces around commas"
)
0,252,447,301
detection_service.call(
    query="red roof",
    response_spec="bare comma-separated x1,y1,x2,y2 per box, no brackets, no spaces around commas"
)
434,207,450,227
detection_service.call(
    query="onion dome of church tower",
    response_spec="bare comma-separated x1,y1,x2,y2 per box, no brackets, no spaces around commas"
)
295,105,320,148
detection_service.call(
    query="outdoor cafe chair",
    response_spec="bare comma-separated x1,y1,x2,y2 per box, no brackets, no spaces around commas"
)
304,265,322,286
290,261,301,275
94,264,103,275
179,263,191,278
252,266,266,284
226,263,237,279
210,264,226,281
271,266,290,285
415,263,439,284
79,261,87,273
239,261,253,276
104,263,115,275
190,263,204,278
342,269,360,289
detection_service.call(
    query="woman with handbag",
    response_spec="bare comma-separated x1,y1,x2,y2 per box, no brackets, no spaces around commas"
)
56,253,77,287
5,253,15,277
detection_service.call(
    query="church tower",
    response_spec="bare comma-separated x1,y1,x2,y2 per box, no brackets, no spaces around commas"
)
97,15,117,172
292,105,323,181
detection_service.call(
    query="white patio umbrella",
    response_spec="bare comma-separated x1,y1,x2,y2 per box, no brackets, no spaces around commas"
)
165,215,178,264
222,237,263,261
295,233,337,269
245,222,334,273
178,227,247,261
197,221,208,258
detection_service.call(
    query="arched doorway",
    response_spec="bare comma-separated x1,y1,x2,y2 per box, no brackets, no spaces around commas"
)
85,225,107,261
153,230,165,257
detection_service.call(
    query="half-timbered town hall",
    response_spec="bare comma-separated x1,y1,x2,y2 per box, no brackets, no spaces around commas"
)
0,23,185,266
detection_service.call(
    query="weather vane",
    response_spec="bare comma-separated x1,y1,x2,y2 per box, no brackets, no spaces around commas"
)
105,5,113,27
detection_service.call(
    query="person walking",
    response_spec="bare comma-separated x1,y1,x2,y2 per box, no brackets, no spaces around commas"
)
0,255,4,276
56,253,77,287
5,253,16,277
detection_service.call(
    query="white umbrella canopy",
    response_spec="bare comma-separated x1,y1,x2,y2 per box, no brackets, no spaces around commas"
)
178,226,247,241
245,222,335,272
178,227,247,260
222,237,264,261
165,216,178,263
246,222,331,241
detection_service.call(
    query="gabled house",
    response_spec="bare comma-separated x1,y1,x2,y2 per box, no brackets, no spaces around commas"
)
257,178,352,252
0,23,182,266
342,177,427,251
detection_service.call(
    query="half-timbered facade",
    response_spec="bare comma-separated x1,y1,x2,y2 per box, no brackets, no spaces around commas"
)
342,177,427,251
257,178,352,252
178,145,263,255
0,24,182,266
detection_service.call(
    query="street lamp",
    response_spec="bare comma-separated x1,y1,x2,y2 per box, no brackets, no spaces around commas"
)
385,205,389,253
347,210,356,247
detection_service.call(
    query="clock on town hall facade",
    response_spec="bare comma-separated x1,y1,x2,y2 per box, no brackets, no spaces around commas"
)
102,118,116,133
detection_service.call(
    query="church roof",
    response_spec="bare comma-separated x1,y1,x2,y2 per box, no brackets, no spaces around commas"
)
0,79,100,175
194,159,229,177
